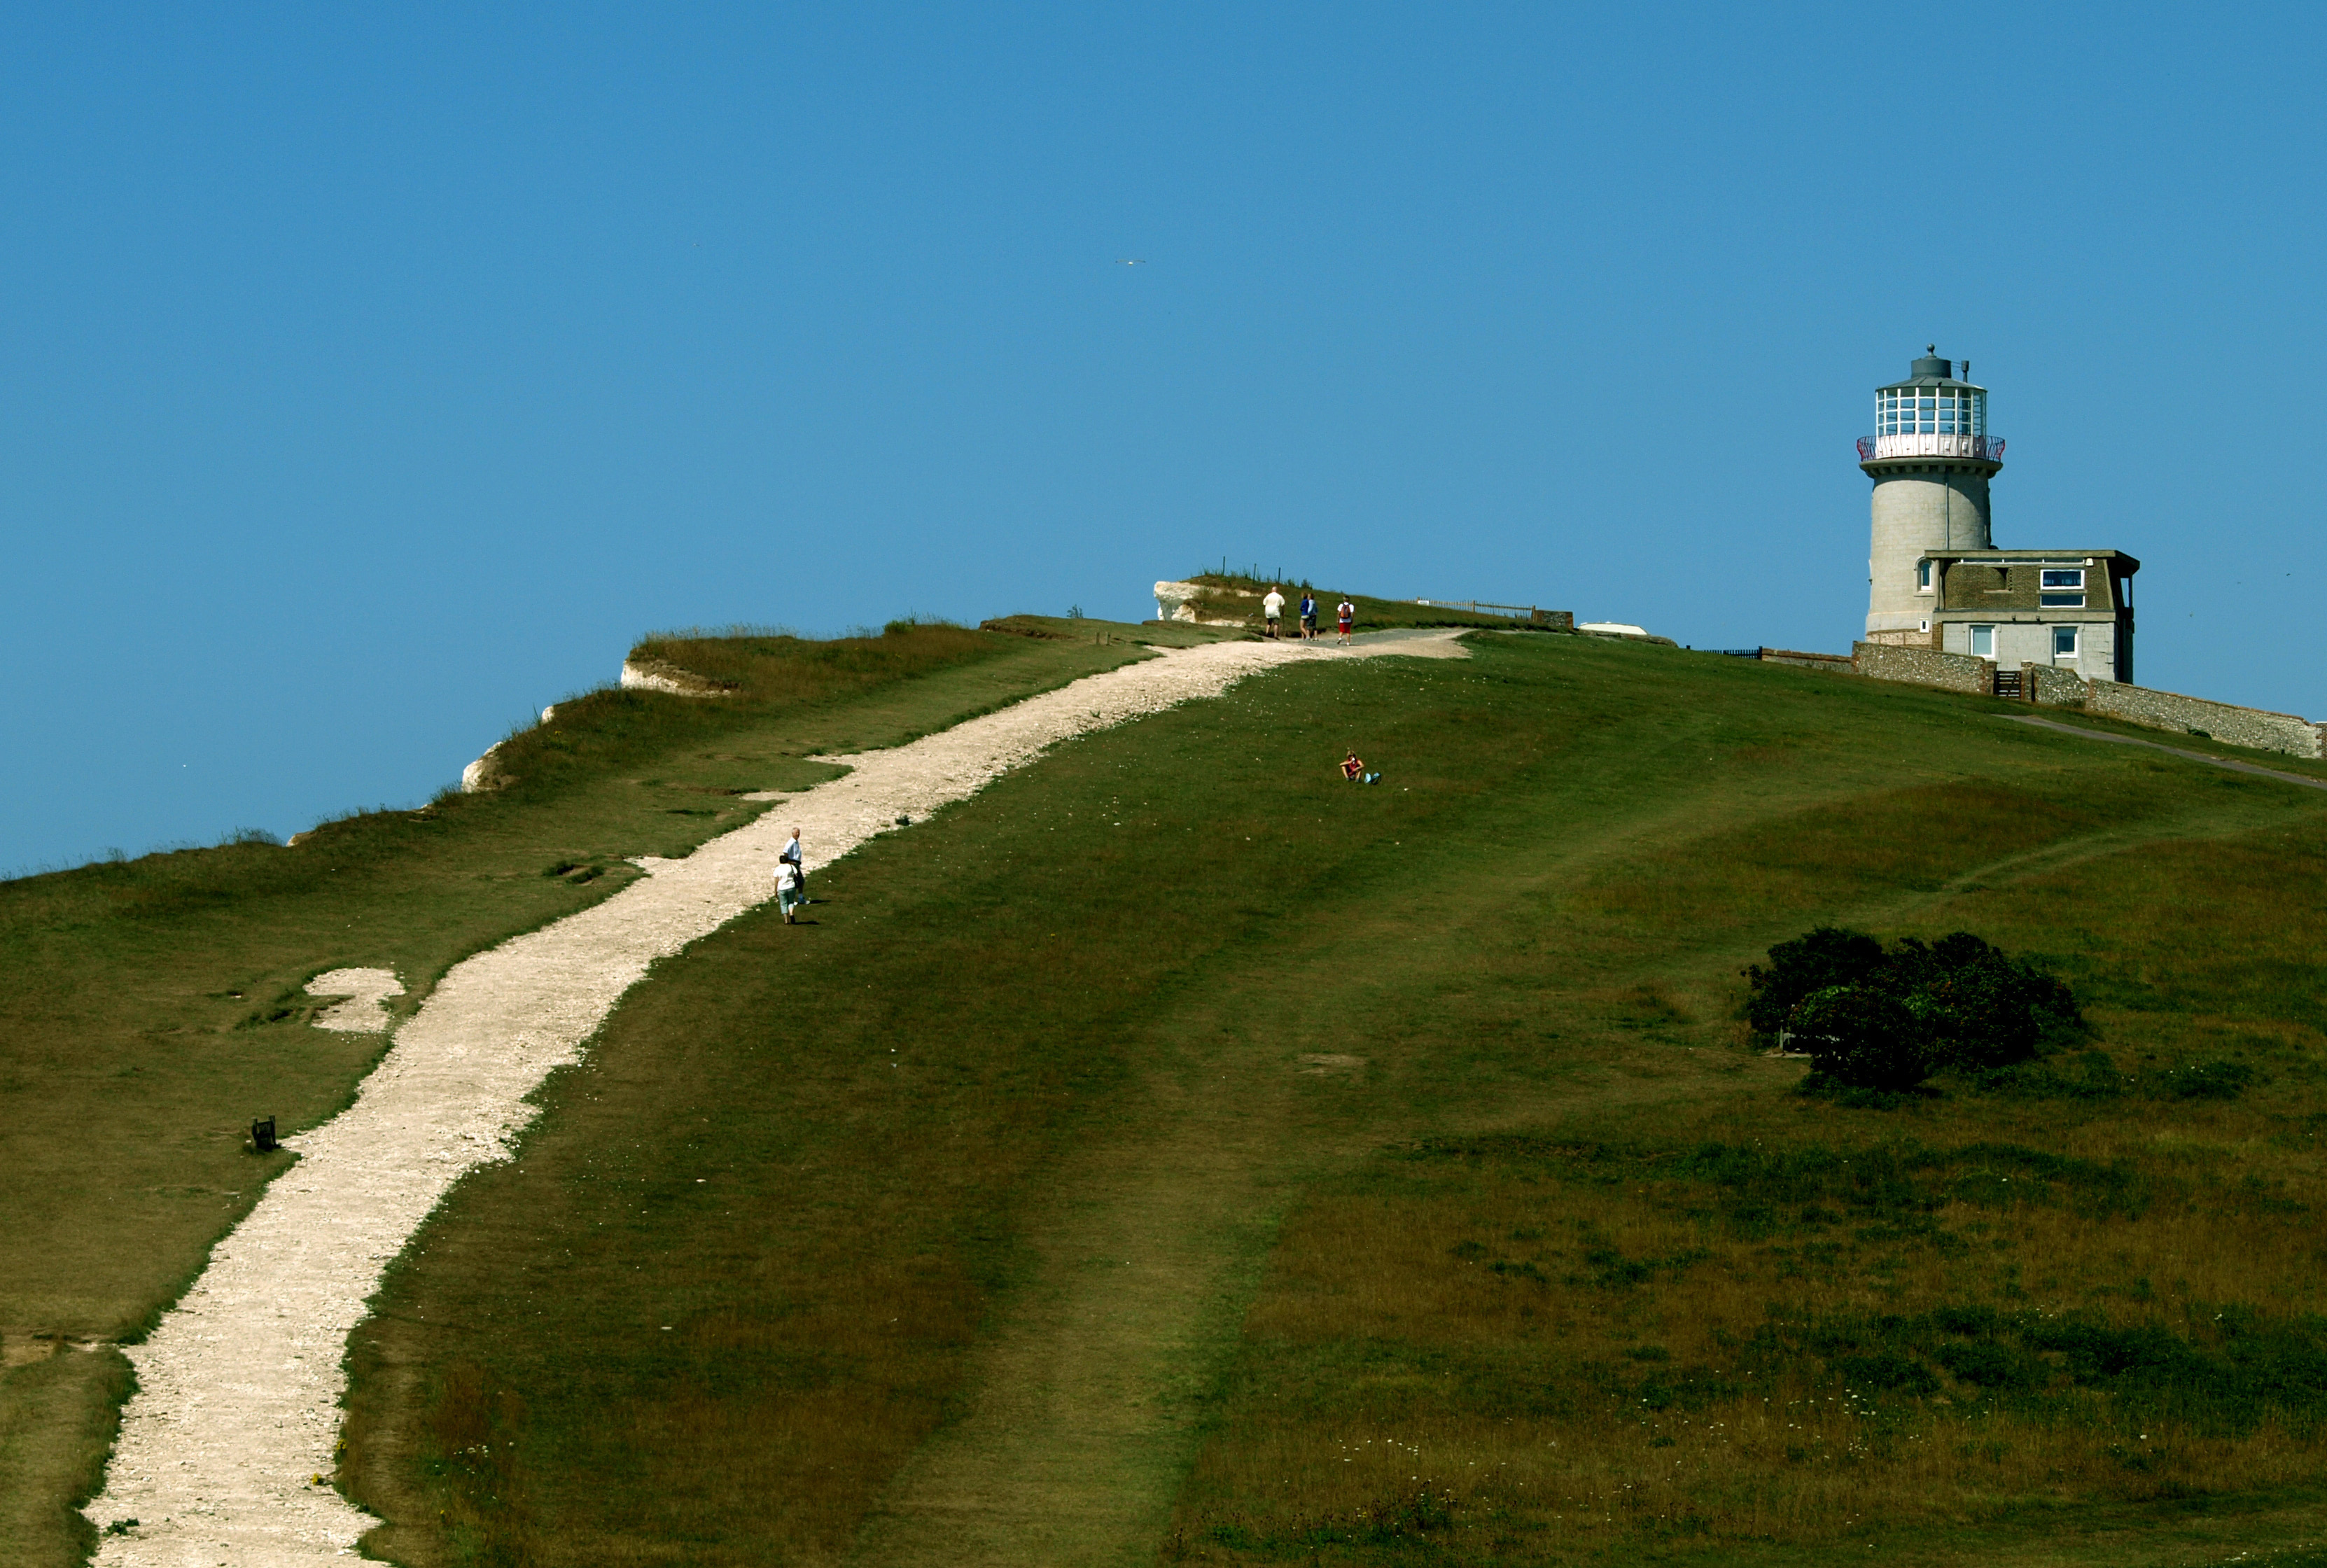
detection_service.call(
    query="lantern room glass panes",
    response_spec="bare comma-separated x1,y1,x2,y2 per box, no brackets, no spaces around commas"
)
1878,386,1986,438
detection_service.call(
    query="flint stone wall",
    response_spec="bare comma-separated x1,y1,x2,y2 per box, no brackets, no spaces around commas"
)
2027,664,2090,707
1852,640,1992,695
1761,648,1853,673
2083,680,2325,759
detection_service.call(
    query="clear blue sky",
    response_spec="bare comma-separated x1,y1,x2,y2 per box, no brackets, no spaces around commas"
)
5,4,2322,873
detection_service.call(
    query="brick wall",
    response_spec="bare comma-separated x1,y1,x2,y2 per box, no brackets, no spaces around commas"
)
1852,640,1994,695
2083,680,2323,760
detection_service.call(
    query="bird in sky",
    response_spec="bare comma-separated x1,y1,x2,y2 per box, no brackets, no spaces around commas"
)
1117,258,1146,265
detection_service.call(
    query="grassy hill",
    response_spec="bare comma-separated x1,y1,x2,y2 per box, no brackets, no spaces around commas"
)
0,622,1147,1567
1166,571,1566,634
9,617,2327,1566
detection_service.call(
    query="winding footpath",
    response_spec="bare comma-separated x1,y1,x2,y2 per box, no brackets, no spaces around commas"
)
84,631,1465,1567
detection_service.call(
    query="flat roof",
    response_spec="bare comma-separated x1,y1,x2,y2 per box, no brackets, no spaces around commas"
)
1920,548,2140,573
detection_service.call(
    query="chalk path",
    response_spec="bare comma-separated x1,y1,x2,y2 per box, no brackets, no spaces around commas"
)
84,631,1467,1567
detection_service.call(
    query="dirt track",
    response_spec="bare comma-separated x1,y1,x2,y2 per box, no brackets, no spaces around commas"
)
83,631,1467,1566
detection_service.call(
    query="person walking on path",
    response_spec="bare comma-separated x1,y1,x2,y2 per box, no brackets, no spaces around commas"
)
1299,592,1317,638
1336,598,1355,644
781,828,806,902
1262,586,1285,638
775,858,804,923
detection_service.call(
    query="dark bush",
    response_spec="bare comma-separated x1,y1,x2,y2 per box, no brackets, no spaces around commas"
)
1744,927,1887,1038
1791,985,1935,1091
1747,927,2083,1074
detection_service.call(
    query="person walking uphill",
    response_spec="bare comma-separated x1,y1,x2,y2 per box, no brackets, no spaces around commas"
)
781,828,806,902
1262,586,1285,638
1336,598,1355,644
775,857,804,923
1299,591,1317,638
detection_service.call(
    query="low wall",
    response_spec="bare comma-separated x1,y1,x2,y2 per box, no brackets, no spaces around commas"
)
1851,640,2327,759
2027,664,2089,707
1761,648,1852,673
2084,680,2325,759
1852,641,1992,695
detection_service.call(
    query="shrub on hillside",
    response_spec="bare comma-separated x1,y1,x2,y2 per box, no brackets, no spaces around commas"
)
1790,984,1934,1091
1748,927,2085,1084
1743,927,1887,1039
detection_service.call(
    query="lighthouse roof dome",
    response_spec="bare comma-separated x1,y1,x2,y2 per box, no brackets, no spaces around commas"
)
1881,345,1983,392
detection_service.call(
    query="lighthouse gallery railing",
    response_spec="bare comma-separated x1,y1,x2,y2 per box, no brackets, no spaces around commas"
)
1859,434,2005,463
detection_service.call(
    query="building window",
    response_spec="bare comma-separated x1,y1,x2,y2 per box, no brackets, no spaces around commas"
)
2039,567,2085,608
2053,626,2080,661
1970,625,1994,659
1916,560,1934,592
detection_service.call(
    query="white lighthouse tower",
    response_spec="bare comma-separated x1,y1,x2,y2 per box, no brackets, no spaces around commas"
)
1859,346,2002,643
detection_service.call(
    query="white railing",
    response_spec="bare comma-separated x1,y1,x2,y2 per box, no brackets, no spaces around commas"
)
1858,433,2005,462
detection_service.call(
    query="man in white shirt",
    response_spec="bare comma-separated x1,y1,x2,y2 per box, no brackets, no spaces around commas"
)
780,829,806,901
1262,587,1285,638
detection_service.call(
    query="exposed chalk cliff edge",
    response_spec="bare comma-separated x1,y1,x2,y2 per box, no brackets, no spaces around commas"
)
620,656,736,697
460,660,729,794
1153,580,1254,626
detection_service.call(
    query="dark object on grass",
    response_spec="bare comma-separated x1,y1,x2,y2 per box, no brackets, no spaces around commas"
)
251,1116,278,1153
1790,985,1934,1090
1749,927,2083,1077
896,815,911,826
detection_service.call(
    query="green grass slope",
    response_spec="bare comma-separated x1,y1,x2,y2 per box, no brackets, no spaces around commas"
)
0,623,1147,1568
321,633,2327,1566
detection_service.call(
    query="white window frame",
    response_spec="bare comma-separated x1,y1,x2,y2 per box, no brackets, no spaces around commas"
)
2053,625,2080,662
1970,624,1995,659
2040,568,2085,589
1916,560,1934,593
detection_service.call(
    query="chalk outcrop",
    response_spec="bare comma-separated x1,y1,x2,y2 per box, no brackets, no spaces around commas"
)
459,743,506,794
620,657,734,697
1152,580,1253,627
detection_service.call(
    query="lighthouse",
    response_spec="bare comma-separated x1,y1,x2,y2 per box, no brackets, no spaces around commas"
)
1852,348,2137,681
1859,346,2001,643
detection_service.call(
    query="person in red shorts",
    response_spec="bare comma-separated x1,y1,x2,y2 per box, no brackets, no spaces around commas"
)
1342,751,1364,781
1336,598,1354,643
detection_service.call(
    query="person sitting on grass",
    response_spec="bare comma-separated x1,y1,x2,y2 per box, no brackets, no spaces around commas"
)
1342,752,1364,781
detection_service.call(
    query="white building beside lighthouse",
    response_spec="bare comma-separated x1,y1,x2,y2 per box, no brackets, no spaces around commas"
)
1859,348,2137,683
